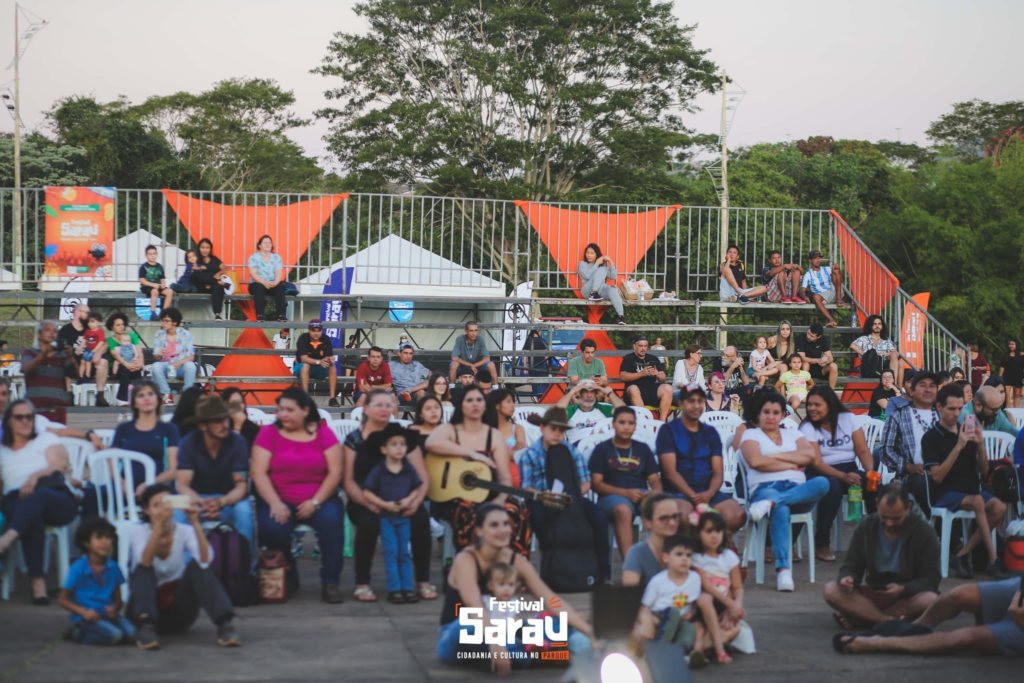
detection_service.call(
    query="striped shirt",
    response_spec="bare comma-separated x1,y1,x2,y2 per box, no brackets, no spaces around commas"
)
20,347,70,424
800,266,834,295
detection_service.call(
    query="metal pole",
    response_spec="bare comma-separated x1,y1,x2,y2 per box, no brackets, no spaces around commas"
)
12,4,23,282
717,78,730,350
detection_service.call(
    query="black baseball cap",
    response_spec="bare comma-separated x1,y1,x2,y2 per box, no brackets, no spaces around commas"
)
808,249,823,259
910,371,939,388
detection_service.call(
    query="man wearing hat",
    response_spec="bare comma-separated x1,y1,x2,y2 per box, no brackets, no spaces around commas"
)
388,344,430,407
656,383,746,531
556,378,624,443
294,319,340,407
799,249,846,328
521,406,611,580
174,395,254,552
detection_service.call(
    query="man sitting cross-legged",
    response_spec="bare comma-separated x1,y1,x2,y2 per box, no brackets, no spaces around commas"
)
824,483,939,630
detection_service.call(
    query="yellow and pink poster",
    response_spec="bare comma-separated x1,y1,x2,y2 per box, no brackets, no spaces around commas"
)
44,186,116,278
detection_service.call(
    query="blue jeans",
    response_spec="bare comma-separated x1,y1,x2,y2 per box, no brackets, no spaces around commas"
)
256,497,345,587
152,361,197,396
750,477,829,570
0,488,78,576
173,496,256,562
380,516,414,592
71,616,136,645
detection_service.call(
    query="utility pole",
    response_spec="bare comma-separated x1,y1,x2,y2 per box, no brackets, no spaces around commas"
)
704,74,744,348
8,3,47,283
12,4,22,281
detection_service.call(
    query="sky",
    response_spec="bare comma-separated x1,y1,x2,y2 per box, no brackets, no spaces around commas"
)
1,0,1020,171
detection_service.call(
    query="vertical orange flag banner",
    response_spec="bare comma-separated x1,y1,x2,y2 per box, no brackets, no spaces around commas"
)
900,293,930,369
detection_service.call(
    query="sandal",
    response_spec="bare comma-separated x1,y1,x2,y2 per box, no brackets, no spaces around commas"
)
417,583,438,601
832,632,860,654
353,586,378,603
715,651,733,664
833,612,855,631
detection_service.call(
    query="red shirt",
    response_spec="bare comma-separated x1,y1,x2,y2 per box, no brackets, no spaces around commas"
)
355,360,392,389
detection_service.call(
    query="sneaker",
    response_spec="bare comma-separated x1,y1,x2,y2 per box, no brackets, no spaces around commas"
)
162,395,174,406
291,531,305,559
737,295,750,305
311,541,321,560
328,397,341,408
748,499,774,523
136,623,160,650
616,317,627,326
214,314,224,321
430,517,446,539
776,569,795,592
402,591,420,604
116,399,130,407
688,650,709,669
95,395,110,407
588,293,604,302
791,296,806,304
216,621,242,647
321,585,344,604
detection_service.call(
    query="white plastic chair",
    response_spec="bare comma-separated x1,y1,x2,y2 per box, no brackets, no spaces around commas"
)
513,405,548,423
699,411,743,430
89,449,157,598
1005,407,1024,430
318,408,333,422
58,437,96,484
349,406,364,422
247,407,275,425
72,383,100,407
574,432,606,459
720,445,739,495
737,462,816,585
632,420,663,451
93,429,115,448
631,406,655,421
923,464,995,578
328,419,361,445
861,418,885,452
442,404,454,423
520,421,542,448
982,430,1015,460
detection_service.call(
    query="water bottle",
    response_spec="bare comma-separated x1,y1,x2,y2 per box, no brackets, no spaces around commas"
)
847,485,863,521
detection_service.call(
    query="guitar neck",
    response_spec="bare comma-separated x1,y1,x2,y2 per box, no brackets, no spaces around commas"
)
465,476,537,501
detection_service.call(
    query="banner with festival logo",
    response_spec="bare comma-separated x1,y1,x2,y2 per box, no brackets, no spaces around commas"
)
43,186,116,278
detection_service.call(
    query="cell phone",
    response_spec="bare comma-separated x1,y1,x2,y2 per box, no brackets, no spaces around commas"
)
964,414,976,433
166,494,192,510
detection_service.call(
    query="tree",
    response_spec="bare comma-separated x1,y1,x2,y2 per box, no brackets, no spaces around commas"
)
47,96,187,188
315,0,719,200
925,99,1024,159
0,133,87,187
135,78,325,192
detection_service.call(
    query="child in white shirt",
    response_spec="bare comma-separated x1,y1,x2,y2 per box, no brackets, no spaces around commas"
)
641,535,729,667
748,336,781,386
692,508,745,655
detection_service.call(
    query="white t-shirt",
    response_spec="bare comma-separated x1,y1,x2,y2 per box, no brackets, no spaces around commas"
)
673,361,705,389
642,569,702,617
749,349,773,372
568,405,610,439
0,431,60,492
740,427,807,491
693,549,740,598
909,408,936,465
799,412,860,467
128,521,214,586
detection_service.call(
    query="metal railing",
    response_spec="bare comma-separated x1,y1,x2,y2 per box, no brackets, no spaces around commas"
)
832,213,966,371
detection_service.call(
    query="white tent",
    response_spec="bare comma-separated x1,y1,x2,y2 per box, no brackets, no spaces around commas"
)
298,235,507,351
299,234,506,299
0,267,19,291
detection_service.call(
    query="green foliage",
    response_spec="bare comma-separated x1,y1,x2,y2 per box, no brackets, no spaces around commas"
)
315,0,719,202
0,133,87,187
925,99,1024,158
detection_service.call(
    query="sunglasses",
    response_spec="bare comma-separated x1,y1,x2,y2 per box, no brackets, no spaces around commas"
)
10,413,34,422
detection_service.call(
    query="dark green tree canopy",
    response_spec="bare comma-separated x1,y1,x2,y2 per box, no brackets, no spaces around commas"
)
926,99,1024,158
315,0,720,200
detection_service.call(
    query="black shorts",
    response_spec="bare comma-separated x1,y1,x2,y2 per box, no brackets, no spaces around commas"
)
140,285,165,297
808,362,827,380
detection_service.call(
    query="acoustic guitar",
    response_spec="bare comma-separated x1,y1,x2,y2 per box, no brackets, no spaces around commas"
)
425,455,571,509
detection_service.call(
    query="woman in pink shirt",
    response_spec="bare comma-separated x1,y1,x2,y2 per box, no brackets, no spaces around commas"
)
251,388,344,603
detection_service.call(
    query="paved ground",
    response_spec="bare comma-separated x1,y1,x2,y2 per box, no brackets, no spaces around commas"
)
1,413,1019,682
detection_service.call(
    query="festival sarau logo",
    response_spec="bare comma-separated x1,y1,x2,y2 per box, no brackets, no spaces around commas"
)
43,186,116,278
456,596,571,663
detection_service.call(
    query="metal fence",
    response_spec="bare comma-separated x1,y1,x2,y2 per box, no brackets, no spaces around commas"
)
0,187,965,368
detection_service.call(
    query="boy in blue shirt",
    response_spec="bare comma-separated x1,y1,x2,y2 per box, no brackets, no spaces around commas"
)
58,517,135,645
362,424,423,605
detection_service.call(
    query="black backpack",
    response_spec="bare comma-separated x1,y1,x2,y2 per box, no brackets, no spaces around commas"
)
538,444,600,593
859,349,885,379
987,459,1021,504
206,523,260,607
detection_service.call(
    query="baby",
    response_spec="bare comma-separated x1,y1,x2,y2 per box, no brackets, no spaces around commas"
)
112,332,137,375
